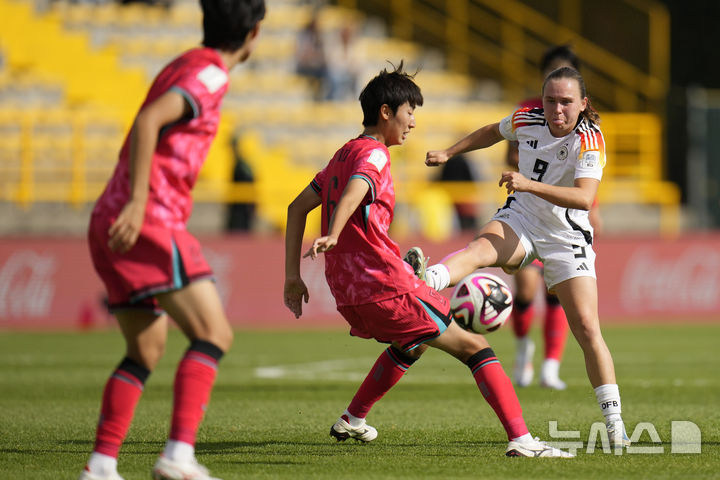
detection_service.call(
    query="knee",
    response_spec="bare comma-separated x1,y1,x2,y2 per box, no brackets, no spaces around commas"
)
569,315,603,349
403,343,428,360
210,323,234,353
128,341,166,371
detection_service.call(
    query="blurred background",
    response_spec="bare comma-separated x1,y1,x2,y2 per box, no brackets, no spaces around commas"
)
0,0,718,328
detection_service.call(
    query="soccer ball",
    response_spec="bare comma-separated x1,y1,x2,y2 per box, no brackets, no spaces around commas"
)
449,272,513,334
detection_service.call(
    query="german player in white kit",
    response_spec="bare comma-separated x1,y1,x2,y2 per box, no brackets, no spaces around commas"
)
407,66,630,448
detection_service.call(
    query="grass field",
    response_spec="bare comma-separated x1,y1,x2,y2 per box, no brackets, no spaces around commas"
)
1,324,718,479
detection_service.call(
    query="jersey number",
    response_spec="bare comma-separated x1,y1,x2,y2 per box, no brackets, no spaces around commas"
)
532,159,549,182
326,176,339,226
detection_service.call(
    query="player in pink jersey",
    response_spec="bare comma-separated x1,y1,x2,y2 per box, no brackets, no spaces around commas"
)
80,2,265,480
284,63,572,458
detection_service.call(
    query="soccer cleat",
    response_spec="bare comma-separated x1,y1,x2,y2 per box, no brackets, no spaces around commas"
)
78,467,125,480
152,456,221,480
513,338,535,387
505,437,575,458
539,376,567,390
403,247,428,282
607,421,631,448
330,417,378,443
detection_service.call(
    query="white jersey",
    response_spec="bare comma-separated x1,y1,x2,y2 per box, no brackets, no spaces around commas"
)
498,107,605,245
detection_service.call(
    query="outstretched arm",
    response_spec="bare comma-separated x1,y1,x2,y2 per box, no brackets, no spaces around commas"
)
284,185,321,318
304,177,370,259
426,122,504,166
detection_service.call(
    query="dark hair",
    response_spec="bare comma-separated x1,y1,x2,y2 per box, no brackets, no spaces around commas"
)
540,45,580,74
359,61,424,127
542,67,600,124
201,0,266,51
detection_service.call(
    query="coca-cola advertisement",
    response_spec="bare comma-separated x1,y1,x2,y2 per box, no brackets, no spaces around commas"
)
0,233,718,329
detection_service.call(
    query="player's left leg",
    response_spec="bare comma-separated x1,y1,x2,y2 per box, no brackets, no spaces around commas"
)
81,311,168,480
152,279,233,480
553,276,629,447
331,343,428,442
427,322,573,457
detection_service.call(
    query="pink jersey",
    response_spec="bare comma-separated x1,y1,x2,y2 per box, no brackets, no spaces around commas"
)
311,135,422,306
93,48,230,230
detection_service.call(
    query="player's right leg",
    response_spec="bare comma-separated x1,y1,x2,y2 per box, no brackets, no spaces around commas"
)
426,322,573,457
80,311,168,480
419,220,527,291
151,279,232,480
330,343,428,443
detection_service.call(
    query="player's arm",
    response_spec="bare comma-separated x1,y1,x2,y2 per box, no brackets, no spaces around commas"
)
499,173,599,210
426,123,504,166
284,185,321,318
304,177,369,259
108,90,191,253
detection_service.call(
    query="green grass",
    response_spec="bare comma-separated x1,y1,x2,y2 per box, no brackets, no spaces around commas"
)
1,324,718,479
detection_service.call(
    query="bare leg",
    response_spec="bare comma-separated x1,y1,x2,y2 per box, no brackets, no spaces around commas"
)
553,276,615,387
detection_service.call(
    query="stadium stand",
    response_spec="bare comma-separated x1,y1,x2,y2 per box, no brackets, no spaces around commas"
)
0,0,682,236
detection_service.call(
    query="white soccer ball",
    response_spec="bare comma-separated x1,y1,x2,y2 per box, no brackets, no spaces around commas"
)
449,272,513,334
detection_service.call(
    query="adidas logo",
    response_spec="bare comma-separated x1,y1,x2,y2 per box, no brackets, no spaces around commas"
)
576,263,589,271
526,139,538,149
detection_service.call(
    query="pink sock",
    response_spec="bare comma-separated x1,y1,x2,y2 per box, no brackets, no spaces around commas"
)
347,346,416,419
544,301,568,361
511,301,534,338
466,348,528,440
94,358,149,457
169,341,223,445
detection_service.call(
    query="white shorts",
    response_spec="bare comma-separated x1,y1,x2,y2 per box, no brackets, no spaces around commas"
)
491,205,596,291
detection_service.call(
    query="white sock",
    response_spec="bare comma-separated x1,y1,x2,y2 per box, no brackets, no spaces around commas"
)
163,440,194,463
594,384,622,423
87,452,118,476
425,264,451,291
541,358,560,380
343,409,365,428
511,432,534,444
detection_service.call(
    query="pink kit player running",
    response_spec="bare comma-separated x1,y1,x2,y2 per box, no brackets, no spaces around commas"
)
283,63,572,458
80,2,265,480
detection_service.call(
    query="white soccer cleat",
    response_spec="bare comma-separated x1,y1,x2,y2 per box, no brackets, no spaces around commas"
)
330,417,378,443
152,456,221,480
607,420,631,448
513,338,535,387
505,437,575,458
539,376,567,390
403,247,428,282
78,467,125,480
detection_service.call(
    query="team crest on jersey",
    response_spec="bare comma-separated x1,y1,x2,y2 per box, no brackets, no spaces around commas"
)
557,145,569,161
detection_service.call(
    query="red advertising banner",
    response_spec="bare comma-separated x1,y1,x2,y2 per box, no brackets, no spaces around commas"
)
0,233,718,329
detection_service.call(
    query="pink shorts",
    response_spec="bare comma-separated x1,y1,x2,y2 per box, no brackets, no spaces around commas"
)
88,213,214,313
337,283,452,351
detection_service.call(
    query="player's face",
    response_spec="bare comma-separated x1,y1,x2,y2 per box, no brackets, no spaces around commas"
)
386,101,417,147
542,77,587,137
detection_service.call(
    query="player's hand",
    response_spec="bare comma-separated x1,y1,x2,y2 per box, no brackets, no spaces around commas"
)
108,200,146,253
303,235,337,259
499,171,531,195
284,277,309,319
425,150,450,166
